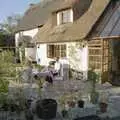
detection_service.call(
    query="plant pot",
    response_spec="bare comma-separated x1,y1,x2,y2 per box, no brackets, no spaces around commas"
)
67,101,76,108
78,100,84,108
36,99,57,119
99,102,108,113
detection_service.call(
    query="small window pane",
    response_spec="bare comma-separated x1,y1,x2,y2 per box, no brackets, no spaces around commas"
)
58,9,71,24
47,44,66,58
62,10,71,23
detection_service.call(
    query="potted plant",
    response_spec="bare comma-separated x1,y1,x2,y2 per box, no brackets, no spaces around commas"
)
34,74,44,99
99,102,108,113
88,68,99,104
59,92,79,118
8,88,26,114
58,94,68,118
35,99,57,119
77,100,85,108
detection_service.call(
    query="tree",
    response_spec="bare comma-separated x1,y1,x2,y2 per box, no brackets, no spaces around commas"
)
0,32,6,46
0,14,21,34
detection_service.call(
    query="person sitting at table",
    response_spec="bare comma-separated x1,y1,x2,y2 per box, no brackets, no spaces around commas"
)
53,57,62,76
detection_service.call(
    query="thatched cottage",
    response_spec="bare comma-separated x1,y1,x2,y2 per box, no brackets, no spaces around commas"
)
16,0,120,83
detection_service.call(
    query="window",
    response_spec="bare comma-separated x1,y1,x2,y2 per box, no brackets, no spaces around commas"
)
57,9,73,25
47,45,54,58
47,44,66,58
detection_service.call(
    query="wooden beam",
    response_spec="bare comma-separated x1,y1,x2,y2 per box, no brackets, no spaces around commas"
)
88,47,102,49
89,36,120,40
0,47,17,48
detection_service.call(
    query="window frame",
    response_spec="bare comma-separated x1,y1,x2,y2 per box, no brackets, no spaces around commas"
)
57,9,73,25
47,44,66,58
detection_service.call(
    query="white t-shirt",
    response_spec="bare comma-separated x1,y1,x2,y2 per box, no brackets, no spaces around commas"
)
54,61,61,71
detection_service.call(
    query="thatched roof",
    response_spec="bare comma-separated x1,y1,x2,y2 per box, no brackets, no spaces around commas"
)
16,0,75,32
35,0,110,43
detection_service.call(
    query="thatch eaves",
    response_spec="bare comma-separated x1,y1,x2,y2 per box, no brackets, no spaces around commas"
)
16,0,73,32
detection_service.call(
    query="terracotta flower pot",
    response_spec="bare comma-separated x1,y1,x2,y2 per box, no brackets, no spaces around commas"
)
99,102,108,113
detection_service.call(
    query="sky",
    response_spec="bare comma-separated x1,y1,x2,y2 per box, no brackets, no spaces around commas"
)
0,0,40,23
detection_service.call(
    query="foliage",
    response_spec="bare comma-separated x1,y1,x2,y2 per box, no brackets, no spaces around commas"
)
0,78,9,93
19,47,25,63
0,32,14,48
90,91,99,104
0,14,21,34
0,93,8,110
34,73,45,98
58,92,81,108
68,44,81,70
88,68,100,104
0,32,6,46
8,88,26,111
0,50,16,77
0,50,16,94
18,36,33,63
0,89,26,111
68,41,87,80
88,69,98,91
88,69,99,84
34,64,45,71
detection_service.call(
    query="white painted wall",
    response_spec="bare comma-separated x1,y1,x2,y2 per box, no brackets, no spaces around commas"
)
22,28,38,38
67,42,88,71
15,33,20,47
81,46,88,79
15,28,38,47
36,43,68,66
15,28,38,61
36,42,88,79
67,42,88,79
25,48,36,61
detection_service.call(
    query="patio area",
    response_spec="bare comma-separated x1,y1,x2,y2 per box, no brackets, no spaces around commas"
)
1,78,120,120
1,52,120,120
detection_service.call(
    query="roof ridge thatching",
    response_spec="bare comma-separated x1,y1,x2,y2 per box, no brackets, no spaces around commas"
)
16,0,70,32
35,0,110,43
